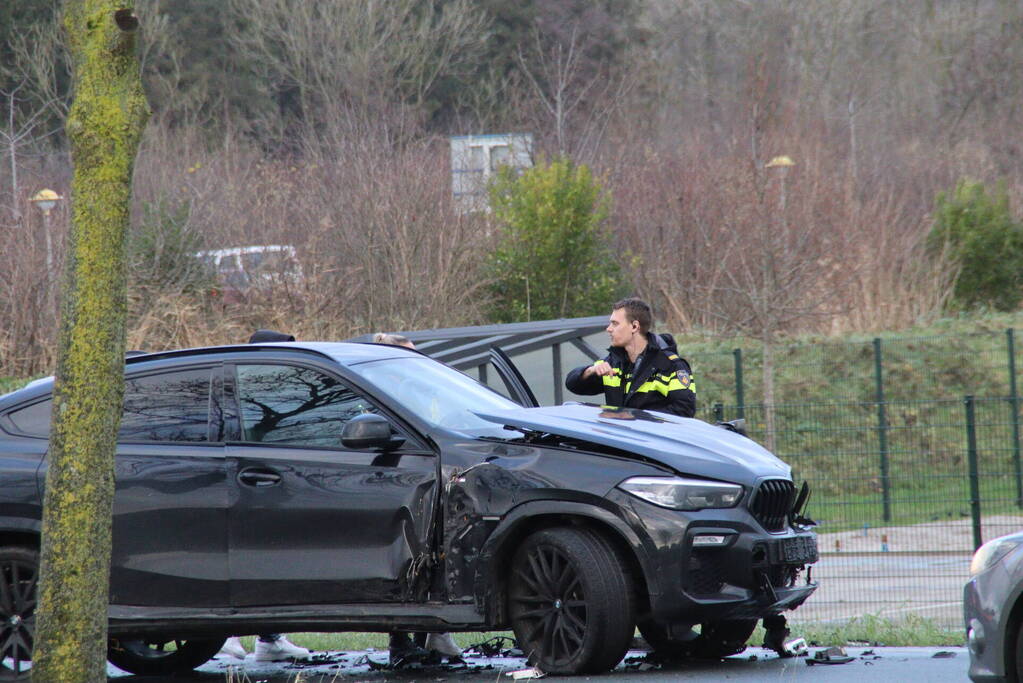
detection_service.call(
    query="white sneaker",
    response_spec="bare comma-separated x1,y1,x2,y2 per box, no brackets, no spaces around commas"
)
217,636,247,659
254,635,312,661
425,632,462,658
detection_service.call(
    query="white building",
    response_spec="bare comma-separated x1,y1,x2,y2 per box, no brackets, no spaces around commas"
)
450,133,533,213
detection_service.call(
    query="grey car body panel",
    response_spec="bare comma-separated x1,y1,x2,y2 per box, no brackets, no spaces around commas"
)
473,403,791,484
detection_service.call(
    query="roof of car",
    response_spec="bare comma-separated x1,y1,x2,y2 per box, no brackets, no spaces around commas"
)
0,342,419,409
126,341,415,367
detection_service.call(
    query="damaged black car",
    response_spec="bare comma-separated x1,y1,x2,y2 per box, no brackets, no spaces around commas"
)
0,340,818,677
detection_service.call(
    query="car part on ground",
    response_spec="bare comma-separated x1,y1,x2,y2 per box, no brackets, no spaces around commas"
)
637,617,759,660
107,636,226,676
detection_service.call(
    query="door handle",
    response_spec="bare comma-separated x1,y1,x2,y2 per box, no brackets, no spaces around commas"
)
238,468,282,487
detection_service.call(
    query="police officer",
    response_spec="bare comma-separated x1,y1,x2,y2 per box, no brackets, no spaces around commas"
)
566,298,695,417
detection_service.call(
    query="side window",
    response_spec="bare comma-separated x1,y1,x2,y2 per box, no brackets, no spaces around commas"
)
6,399,53,437
119,368,212,442
235,364,375,447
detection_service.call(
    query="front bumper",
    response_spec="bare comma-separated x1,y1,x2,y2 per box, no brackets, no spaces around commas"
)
609,490,819,623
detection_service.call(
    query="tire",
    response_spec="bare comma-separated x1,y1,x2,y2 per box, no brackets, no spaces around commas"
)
638,618,757,659
0,547,38,681
107,636,225,676
1013,618,1023,683
507,527,635,674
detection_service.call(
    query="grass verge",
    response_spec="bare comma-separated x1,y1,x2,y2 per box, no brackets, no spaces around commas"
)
239,615,963,656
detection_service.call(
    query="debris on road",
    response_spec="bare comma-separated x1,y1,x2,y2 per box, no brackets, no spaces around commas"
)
506,666,546,679
806,646,855,665
931,650,957,658
783,637,808,656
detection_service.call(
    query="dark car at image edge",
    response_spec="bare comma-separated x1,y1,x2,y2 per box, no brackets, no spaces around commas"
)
0,341,818,678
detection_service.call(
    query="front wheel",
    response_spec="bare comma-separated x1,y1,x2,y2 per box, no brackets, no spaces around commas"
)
0,547,38,681
638,618,757,659
508,527,635,674
107,637,225,676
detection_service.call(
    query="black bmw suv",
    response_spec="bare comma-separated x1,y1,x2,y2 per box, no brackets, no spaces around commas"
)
0,341,817,677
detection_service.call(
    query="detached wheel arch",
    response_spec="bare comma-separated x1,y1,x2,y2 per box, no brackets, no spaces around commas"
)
638,617,758,660
107,636,225,676
507,525,636,674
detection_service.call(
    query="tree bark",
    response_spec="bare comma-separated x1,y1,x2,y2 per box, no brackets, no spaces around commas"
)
31,3,149,682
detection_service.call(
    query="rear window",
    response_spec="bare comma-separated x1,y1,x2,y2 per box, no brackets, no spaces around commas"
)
6,399,52,437
4,367,213,442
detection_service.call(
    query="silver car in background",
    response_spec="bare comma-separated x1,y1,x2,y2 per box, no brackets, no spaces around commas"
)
965,531,1023,681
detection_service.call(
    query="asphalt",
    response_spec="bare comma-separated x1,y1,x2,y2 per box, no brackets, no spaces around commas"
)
106,645,972,682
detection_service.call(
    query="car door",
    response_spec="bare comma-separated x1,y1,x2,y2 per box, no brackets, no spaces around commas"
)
488,347,540,407
224,361,438,606
109,364,230,607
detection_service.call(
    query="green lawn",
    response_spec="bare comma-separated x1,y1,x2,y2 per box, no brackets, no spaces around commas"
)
238,615,964,654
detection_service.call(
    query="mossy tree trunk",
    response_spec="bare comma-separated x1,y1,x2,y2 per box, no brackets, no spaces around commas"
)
31,3,149,682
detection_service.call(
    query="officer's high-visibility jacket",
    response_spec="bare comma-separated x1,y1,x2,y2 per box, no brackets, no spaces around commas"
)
565,332,696,418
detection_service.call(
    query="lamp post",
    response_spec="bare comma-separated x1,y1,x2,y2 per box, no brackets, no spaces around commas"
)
765,155,794,212
760,156,794,453
30,188,63,273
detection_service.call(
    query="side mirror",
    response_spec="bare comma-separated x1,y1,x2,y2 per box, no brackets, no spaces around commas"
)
341,413,403,450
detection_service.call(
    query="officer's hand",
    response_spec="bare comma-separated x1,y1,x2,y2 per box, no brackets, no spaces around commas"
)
584,360,613,379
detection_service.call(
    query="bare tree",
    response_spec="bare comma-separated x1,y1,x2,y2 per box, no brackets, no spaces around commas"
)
227,0,490,144
515,25,633,162
0,15,70,220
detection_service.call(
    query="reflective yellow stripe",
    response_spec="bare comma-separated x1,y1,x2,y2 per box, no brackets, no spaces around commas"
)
632,377,697,396
602,374,622,388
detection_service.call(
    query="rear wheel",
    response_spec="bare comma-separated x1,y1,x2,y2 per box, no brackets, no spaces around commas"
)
508,527,635,674
107,636,225,676
638,618,757,659
0,547,38,681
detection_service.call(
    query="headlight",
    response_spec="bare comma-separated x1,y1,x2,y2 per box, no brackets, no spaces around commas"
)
970,535,1023,576
618,476,743,510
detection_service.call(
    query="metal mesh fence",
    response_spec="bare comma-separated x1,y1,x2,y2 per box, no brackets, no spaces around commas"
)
700,396,1022,627
688,328,1022,408
683,329,1022,627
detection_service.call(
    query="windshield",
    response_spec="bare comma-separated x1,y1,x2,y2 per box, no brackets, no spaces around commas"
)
347,356,522,435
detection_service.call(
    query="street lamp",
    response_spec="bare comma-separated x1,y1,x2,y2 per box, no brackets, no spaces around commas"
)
765,155,794,213
30,188,63,273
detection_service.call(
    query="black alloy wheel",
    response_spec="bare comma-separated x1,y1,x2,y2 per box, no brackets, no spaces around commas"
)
107,636,225,676
638,617,758,660
508,527,635,674
0,547,37,681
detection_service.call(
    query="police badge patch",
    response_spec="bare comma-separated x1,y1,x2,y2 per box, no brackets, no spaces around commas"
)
677,368,691,388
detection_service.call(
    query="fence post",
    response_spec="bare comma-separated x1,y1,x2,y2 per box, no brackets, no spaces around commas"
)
874,338,892,522
552,343,563,405
733,348,745,419
1008,329,1022,507
714,402,724,423
965,395,983,551
478,363,488,384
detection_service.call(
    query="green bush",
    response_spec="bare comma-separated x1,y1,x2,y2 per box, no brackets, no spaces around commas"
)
485,157,626,322
928,179,1023,311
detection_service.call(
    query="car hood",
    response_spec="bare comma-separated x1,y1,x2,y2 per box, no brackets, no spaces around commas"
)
473,403,790,485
